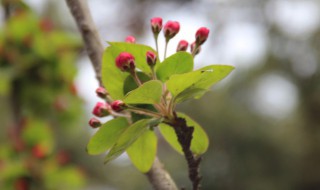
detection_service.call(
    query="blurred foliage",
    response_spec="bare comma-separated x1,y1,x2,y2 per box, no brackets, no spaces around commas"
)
0,3,86,190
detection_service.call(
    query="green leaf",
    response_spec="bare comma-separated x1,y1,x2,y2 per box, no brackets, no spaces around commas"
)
192,65,234,91
102,46,130,100
165,69,206,97
123,80,162,104
104,119,153,164
108,42,159,74
156,52,193,82
102,42,159,99
174,88,207,103
159,112,209,155
126,130,157,173
87,117,129,155
166,65,234,101
123,72,151,94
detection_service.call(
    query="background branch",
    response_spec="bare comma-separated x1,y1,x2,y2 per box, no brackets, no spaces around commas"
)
65,0,178,189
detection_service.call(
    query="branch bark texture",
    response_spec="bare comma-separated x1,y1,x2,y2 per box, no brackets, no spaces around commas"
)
65,0,178,189
168,115,202,190
65,0,103,86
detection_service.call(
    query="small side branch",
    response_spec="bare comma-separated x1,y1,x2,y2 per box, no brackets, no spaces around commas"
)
168,115,202,190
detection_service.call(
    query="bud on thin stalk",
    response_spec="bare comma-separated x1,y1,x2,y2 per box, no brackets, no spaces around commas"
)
89,118,102,128
111,100,126,112
92,102,110,117
95,87,107,99
176,40,189,52
125,36,136,43
195,27,210,46
191,42,201,57
151,17,162,53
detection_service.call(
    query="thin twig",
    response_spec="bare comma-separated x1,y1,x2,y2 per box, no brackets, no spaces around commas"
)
65,1,178,189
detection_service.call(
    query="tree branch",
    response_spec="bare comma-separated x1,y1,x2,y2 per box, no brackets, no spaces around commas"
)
167,114,202,190
65,0,103,86
65,1,178,189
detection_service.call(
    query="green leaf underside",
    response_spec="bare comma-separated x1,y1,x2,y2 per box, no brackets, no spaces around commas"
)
123,80,163,104
87,117,129,155
166,65,234,101
159,112,209,155
104,119,153,164
102,42,158,100
126,130,157,173
156,52,193,82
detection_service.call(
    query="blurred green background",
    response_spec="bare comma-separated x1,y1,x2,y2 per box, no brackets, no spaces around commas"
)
1,0,320,190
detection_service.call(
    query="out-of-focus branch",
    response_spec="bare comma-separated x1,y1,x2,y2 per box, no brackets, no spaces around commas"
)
146,158,179,190
65,0,103,86
65,1,178,189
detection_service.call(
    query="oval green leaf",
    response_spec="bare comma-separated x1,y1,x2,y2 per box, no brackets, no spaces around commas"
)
156,52,193,82
123,80,162,104
87,117,129,155
159,112,209,155
102,42,158,100
104,119,152,164
126,130,157,173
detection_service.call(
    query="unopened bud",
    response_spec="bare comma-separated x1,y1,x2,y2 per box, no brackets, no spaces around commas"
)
125,36,136,43
115,52,135,72
163,21,180,40
111,100,126,112
151,17,163,34
89,118,102,128
146,51,157,67
191,42,201,55
95,87,107,99
195,27,210,46
176,40,189,52
92,102,110,117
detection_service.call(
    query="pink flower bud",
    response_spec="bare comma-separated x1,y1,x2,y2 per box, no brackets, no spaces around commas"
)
150,17,163,34
163,21,180,40
115,52,135,72
111,100,126,112
125,36,136,43
95,87,107,98
195,27,210,45
146,51,157,67
191,42,201,55
88,118,102,128
92,102,110,117
176,40,189,52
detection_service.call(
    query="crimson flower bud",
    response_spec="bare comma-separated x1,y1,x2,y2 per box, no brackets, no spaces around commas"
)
111,100,126,112
150,17,163,34
92,102,110,117
191,42,201,55
95,87,107,99
163,21,180,40
125,36,136,43
195,27,210,45
115,52,135,72
88,117,102,128
146,51,157,67
176,40,189,52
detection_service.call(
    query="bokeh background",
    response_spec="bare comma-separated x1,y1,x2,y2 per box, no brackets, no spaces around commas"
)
1,0,320,189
